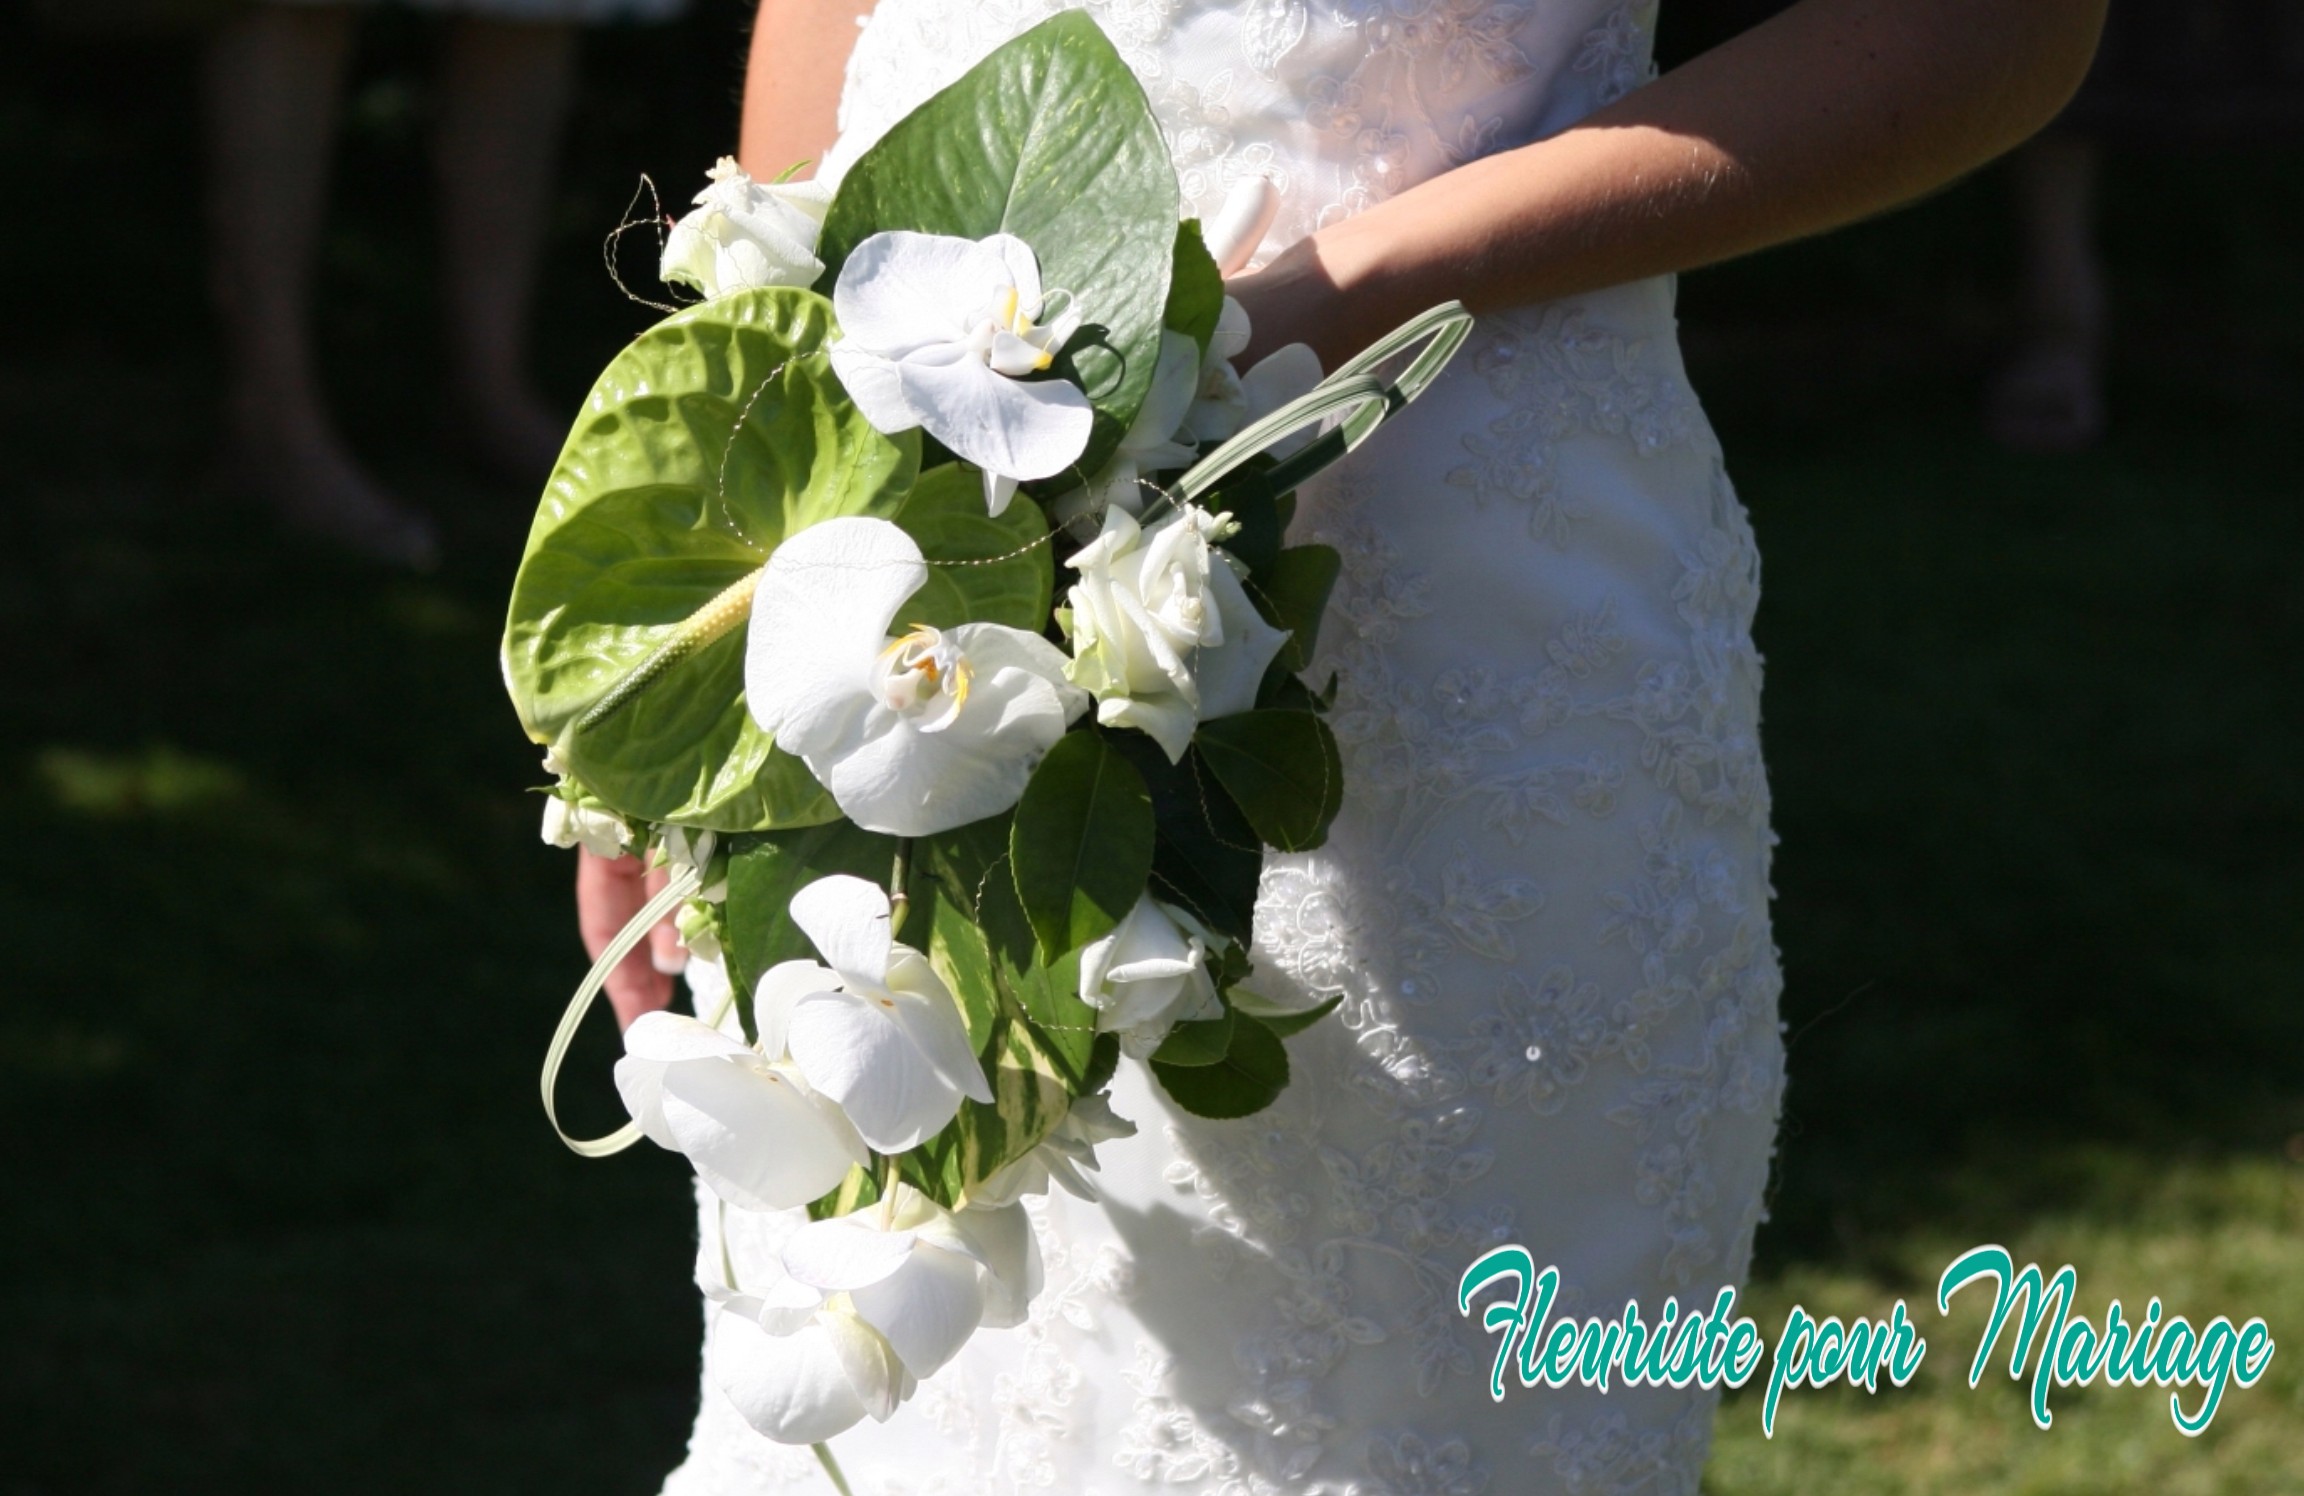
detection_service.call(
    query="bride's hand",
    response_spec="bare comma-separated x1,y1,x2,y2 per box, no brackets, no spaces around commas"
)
576,848,687,1030
1224,233,1355,373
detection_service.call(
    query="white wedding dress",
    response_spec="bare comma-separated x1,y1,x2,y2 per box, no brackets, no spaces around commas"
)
664,3,1785,1492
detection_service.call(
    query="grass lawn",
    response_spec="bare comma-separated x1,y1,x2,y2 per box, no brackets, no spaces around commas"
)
2,12,2298,1493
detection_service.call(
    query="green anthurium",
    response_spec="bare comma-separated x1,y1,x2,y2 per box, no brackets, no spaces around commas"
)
502,287,920,831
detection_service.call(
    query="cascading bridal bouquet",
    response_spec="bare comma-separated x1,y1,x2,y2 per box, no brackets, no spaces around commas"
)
503,11,1470,1470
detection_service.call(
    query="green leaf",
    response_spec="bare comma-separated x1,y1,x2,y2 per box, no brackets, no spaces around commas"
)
814,12,1177,479
891,463,1053,631
1151,1011,1290,1119
502,288,919,831
922,816,1103,1087
1105,730,1264,945
1194,710,1345,853
1232,990,1344,1039
1166,219,1225,355
1149,1004,1234,1067
1010,731,1155,960
721,820,900,1033
1249,543,1341,677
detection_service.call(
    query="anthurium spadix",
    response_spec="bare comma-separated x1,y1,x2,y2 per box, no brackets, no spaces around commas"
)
828,230,1091,515
775,874,994,1153
1063,504,1293,762
613,1012,869,1212
745,517,1088,836
660,157,832,299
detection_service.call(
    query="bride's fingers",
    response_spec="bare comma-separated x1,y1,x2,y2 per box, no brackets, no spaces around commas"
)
645,865,690,977
576,848,674,1030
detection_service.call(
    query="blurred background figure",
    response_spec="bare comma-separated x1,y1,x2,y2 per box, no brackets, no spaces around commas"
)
203,0,685,568
1992,1,2304,451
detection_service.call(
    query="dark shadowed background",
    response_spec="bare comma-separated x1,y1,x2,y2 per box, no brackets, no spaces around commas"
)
3,3,2299,1491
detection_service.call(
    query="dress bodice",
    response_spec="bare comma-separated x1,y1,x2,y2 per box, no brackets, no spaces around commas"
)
823,0,1661,266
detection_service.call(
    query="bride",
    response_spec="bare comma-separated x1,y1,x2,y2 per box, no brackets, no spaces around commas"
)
577,2,2104,1490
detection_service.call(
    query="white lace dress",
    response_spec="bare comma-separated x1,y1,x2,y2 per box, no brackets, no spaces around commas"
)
664,3,1785,1492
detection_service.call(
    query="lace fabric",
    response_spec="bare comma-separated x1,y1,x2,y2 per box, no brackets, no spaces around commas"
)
666,5,1784,1492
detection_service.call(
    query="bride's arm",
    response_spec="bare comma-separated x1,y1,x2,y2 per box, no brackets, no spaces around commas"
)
736,0,877,180
1236,0,2106,366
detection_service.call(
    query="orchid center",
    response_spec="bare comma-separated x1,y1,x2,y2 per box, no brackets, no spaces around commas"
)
968,284,1079,378
875,625,974,726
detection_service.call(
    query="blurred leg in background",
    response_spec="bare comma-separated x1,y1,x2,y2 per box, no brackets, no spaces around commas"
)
436,13,578,483
204,3,443,567
1989,130,2107,453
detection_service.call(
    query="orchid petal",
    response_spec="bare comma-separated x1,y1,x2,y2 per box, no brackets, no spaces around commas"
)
832,230,996,353
981,232,1042,316
745,518,927,758
753,959,836,1061
781,1216,920,1292
789,874,893,992
658,1057,862,1211
1204,177,1281,276
819,1308,910,1424
786,990,965,1152
892,354,1092,483
851,1243,986,1379
708,1307,868,1446
983,471,1020,516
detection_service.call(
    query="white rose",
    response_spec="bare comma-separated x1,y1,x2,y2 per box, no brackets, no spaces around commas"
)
1078,895,1225,1053
660,156,832,300
1063,504,1292,762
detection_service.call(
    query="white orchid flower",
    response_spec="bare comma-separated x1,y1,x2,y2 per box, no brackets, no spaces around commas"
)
970,1091,1138,1206
744,517,1089,836
613,1010,869,1212
1078,895,1225,1054
1062,504,1293,762
660,156,832,300
776,1186,1038,1380
697,1204,912,1445
774,874,994,1153
829,230,1092,515
1184,296,1325,452
1048,330,1202,535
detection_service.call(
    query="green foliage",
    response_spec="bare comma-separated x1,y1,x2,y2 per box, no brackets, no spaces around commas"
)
1010,730,1154,961
1150,1010,1289,1119
1105,731,1265,945
1194,710,1344,853
1148,1003,1233,1067
1248,542,1341,682
890,464,1053,631
813,12,1178,479
502,288,919,832
1166,219,1226,355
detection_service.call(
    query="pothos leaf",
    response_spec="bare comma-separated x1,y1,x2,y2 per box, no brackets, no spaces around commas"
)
502,287,919,831
814,12,1178,480
1166,218,1226,356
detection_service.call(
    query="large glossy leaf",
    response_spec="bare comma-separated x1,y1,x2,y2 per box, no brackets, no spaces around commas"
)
1195,709,1345,853
890,464,1053,631
1010,731,1154,960
1151,1010,1289,1120
503,288,920,830
815,12,1177,479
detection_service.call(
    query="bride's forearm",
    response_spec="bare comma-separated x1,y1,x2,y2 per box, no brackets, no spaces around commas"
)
1240,0,2106,366
737,0,875,181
